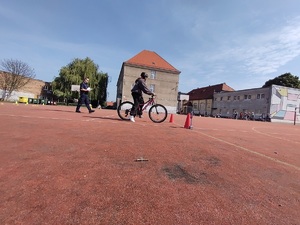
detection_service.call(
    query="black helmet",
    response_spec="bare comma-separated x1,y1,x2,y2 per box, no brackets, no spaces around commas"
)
141,72,148,78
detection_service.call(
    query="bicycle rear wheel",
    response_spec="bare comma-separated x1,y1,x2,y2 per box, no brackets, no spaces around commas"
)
148,104,168,123
117,101,134,120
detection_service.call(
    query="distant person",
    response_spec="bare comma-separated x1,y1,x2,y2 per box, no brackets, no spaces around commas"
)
75,77,95,113
266,113,271,122
239,112,243,120
251,112,255,120
187,101,193,114
129,72,154,122
233,110,238,119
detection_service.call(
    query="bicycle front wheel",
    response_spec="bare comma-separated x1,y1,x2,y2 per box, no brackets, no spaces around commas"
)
148,104,168,123
117,101,134,120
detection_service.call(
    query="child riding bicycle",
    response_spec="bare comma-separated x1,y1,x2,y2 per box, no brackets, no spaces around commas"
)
130,72,155,122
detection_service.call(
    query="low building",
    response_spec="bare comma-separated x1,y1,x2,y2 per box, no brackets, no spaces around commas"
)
213,87,270,119
212,85,300,123
188,83,234,116
0,71,53,102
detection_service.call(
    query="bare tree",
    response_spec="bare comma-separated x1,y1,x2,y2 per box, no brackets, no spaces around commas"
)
0,59,36,100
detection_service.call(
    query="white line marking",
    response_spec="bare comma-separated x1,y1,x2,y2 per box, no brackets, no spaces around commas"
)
252,127,300,144
172,122,300,172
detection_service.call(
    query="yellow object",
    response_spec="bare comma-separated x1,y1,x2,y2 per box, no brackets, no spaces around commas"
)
19,97,28,103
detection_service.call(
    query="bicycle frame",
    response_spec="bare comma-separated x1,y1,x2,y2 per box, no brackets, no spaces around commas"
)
140,96,155,112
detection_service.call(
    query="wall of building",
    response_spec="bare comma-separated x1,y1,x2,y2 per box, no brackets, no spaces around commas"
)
0,89,35,102
270,85,300,123
190,99,213,116
118,65,179,113
0,78,46,102
116,65,125,106
213,87,271,118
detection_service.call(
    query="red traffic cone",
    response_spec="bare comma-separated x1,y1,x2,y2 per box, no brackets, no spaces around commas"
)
169,114,174,123
184,113,191,129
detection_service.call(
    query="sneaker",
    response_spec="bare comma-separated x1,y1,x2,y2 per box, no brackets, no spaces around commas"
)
76,110,81,113
89,110,95,113
129,116,135,122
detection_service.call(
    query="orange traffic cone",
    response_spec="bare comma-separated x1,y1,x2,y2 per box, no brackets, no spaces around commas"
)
169,114,174,123
184,113,191,129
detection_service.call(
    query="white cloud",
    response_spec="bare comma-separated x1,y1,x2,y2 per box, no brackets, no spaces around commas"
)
182,16,300,77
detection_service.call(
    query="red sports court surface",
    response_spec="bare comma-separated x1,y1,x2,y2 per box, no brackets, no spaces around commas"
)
0,103,299,225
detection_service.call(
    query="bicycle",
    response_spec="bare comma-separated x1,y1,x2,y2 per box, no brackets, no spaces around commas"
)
117,95,168,123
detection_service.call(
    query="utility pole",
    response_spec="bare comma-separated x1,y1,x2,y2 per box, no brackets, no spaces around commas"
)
294,107,298,125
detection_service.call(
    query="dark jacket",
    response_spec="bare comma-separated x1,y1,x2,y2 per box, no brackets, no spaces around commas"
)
80,82,89,95
131,78,153,95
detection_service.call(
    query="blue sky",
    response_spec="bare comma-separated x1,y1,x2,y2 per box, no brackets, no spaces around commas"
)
1,0,300,101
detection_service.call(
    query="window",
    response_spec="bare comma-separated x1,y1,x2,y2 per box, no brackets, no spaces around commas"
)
227,96,231,100
234,96,236,100
248,95,251,99
149,84,155,93
220,97,223,101
237,96,240,100
150,70,156,79
257,94,260,99
261,94,265,99
244,95,248,99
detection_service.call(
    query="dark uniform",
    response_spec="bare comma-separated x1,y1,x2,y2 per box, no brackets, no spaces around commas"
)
76,80,93,113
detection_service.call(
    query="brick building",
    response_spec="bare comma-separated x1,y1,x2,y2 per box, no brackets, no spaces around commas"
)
0,71,52,102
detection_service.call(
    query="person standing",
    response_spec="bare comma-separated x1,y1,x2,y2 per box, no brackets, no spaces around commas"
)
75,77,95,113
130,72,154,122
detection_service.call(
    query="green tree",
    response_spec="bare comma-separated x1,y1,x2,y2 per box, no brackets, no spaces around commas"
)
52,57,108,106
0,59,35,100
97,73,108,106
262,73,300,88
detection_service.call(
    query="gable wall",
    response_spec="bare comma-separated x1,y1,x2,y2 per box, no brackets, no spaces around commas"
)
118,65,179,113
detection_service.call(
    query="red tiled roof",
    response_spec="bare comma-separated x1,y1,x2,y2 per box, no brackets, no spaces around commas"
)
188,83,235,100
124,50,180,73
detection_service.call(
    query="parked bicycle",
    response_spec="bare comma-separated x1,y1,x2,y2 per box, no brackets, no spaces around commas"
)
117,95,168,123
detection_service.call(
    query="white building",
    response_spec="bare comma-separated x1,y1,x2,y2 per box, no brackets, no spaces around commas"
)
212,85,300,123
